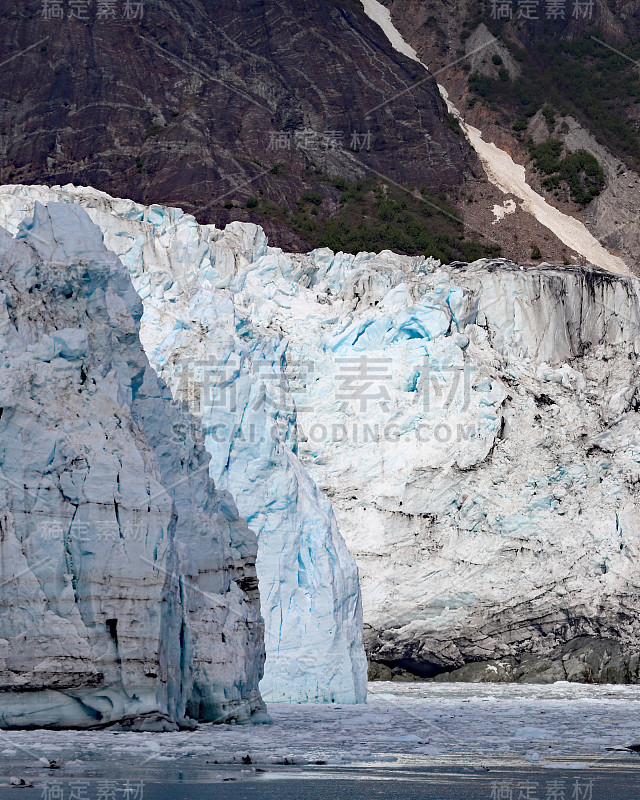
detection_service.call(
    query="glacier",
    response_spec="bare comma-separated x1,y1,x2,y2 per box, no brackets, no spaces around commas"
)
0,185,367,705
0,201,266,729
2,184,640,685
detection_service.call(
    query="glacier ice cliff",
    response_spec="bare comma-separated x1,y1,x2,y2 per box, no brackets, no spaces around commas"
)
2,185,640,685
0,201,265,728
0,185,367,704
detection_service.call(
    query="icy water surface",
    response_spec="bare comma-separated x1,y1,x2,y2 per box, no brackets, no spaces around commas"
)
1,683,639,798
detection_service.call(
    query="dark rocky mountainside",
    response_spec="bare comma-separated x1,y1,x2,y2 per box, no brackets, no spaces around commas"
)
0,0,490,252
1,0,635,264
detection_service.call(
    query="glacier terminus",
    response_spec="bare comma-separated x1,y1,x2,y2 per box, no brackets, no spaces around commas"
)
2,184,640,704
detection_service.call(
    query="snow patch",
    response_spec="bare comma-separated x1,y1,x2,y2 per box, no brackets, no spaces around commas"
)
492,198,517,223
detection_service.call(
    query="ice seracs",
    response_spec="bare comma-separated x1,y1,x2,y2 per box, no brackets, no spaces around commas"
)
284,255,640,681
3,184,640,685
0,185,367,704
0,202,265,728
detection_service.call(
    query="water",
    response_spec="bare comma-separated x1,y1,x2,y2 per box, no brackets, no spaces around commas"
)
1,683,639,799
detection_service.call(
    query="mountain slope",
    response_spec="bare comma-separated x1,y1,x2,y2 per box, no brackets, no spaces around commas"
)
0,0,486,254
379,0,640,272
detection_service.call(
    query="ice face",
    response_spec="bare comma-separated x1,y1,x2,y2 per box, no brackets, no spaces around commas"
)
0,201,265,729
0,185,367,704
3,184,639,685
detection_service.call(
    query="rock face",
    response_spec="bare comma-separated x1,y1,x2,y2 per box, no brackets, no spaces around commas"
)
0,184,368,704
3,185,640,686
0,201,265,728
0,0,476,248
360,0,631,277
